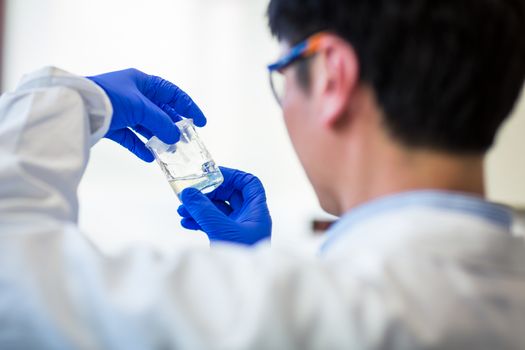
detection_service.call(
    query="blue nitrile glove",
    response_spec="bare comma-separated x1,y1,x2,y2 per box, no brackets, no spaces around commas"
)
177,167,272,245
88,68,206,162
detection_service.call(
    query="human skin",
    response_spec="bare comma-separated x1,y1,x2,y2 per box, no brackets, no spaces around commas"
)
279,34,484,216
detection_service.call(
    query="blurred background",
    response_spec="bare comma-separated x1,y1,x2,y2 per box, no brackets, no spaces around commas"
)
1,0,524,254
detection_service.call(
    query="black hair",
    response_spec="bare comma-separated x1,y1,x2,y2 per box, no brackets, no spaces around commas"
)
268,0,525,153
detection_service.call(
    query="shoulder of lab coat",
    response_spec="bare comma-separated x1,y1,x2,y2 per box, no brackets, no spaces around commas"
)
0,66,111,222
15,66,112,146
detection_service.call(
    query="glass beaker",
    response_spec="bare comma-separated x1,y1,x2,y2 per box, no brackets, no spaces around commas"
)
146,119,223,199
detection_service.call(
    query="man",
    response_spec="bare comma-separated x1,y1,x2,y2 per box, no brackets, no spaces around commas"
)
1,0,524,349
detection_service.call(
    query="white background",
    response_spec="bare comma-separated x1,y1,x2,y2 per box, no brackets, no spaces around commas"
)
3,0,524,254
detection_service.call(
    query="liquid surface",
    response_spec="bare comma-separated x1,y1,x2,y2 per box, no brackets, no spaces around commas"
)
169,170,223,198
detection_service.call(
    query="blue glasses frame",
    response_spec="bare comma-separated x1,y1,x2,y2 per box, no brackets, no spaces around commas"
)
267,33,325,106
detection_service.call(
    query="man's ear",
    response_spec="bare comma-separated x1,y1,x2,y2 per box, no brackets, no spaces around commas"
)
311,36,359,128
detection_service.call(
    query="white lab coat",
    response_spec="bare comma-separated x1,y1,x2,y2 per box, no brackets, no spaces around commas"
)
0,67,524,350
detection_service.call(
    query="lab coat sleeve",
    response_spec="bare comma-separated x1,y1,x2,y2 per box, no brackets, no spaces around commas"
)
0,68,365,350
0,66,112,223
14,66,112,146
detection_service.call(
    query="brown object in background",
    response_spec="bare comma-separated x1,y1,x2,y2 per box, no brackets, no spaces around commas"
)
312,219,335,235
514,208,525,238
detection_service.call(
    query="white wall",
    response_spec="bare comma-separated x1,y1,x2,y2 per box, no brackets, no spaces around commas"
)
486,89,525,208
3,0,325,254
3,0,525,254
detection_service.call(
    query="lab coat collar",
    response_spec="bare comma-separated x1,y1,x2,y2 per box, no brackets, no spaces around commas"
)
321,190,513,253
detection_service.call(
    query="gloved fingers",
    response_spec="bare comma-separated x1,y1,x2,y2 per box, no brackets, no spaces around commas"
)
139,98,180,144
180,188,231,232
221,167,261,190
105,129,154,162
178,200,233,219
217,169,270,224
213,200,234,216
142,75,207,127
133,125,153,140
160,104,183,124
168,90,207,127
205,184,235,202
208,167,265,202
177,205,190,218
228,190,244,211
181,217,202,231
240,176,267,203
205,167,245,201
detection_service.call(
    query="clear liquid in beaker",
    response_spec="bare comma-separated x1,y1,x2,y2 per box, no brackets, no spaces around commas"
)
168,166,223,197
146,119,223,199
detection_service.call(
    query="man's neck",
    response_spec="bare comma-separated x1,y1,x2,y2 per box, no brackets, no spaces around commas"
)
338,139,485,214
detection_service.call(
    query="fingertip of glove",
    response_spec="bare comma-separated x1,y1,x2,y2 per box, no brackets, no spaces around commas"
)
177,205,187,216
181,188,201,201
137,149,155,163
162,126,180,145
181,217,200,231
192,115,207,128
142,154,155,163
153,119,180,145
187,105,207,127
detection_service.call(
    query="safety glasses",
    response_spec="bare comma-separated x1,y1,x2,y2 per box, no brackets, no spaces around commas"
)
267,32,325,107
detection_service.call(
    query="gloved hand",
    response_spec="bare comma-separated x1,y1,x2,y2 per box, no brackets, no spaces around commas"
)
177,167,272,245
88,69,206,162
